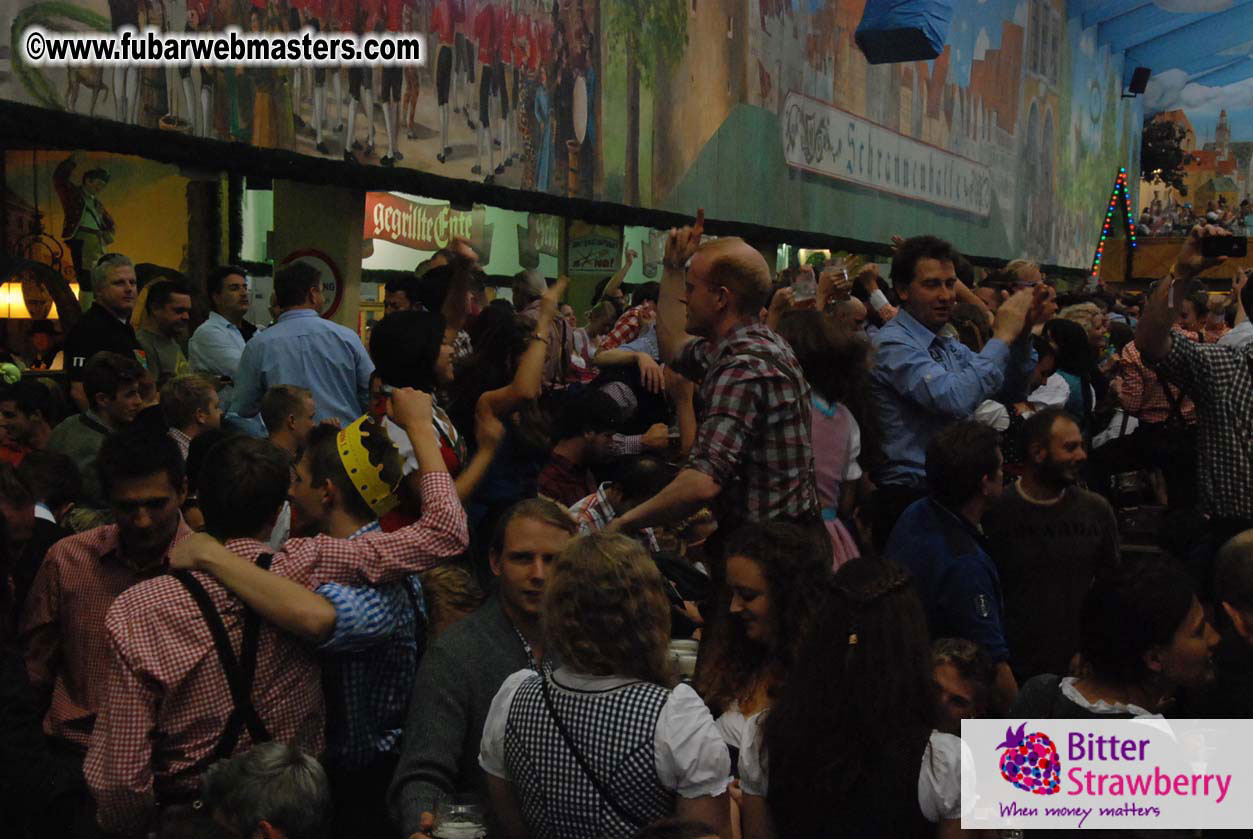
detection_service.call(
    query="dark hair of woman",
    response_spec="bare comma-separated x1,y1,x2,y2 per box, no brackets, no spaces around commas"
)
447,315,549,452
1043,317,1099,414
369,309,446,393
692,522,831,715
776,308,882,469
763,559,935,837
1079,559,1195,687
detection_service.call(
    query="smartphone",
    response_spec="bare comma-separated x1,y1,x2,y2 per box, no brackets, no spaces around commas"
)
1201,235,1248,259
792,269,817,303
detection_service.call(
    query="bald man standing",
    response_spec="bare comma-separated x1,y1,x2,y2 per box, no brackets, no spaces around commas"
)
611,215,820,550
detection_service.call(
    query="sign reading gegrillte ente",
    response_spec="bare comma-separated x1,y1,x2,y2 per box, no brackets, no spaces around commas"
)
781,91,992,218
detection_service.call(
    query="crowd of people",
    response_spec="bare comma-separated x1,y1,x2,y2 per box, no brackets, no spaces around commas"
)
1,217,1252,839
1137,195,1251,237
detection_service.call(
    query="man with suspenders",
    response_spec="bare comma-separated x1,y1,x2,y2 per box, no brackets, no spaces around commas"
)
84,388,467,836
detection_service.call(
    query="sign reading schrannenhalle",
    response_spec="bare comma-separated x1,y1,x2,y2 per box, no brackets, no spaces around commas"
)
961,718,1249,831
781,91,992,218
364,193,492,258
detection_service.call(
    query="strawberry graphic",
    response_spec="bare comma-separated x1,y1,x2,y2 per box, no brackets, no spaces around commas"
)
996,723,1061,795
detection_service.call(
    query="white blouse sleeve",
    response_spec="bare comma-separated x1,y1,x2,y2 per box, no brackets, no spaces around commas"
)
842,408,863,482
917,731,970,822
477,669,534,780
737,713,768,797
654,683,732,799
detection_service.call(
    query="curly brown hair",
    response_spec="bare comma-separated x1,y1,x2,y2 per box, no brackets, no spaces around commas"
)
693,522,832,714
542,532,674,687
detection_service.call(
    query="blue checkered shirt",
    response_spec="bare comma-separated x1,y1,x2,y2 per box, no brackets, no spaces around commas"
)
316,521,427,769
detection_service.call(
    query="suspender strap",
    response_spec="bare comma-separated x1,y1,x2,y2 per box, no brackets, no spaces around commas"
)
538,675,649,830
167,553,275,777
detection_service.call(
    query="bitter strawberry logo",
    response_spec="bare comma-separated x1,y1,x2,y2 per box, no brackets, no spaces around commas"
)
997,722,1061,795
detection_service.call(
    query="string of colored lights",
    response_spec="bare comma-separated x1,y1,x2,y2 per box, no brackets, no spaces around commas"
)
1091,167,1136,278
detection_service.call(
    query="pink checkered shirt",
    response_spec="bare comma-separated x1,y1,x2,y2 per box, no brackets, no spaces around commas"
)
20,519,193,749
83,473,467,835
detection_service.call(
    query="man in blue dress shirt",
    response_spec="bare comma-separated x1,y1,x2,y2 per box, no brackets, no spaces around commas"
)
868,235,1052,549
231,261,375,429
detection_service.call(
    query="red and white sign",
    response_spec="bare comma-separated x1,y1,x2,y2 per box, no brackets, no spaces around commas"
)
364,192,476,252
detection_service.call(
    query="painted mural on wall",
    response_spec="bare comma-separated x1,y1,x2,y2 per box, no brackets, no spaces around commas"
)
3,150,190,281
1142,68,1253,225
1,0,1138,267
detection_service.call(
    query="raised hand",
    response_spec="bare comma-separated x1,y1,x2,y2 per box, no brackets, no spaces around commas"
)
1174,224,1231,278
539,275,570,320
387,387,434,432
993,287,1034,343
664,208,706,269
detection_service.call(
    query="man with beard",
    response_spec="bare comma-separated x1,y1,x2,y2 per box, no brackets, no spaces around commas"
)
983,407,1119,684
136,280,193,386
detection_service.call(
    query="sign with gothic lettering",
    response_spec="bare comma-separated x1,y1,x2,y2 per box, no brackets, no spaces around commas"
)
364,193,485,254
781,91,992,218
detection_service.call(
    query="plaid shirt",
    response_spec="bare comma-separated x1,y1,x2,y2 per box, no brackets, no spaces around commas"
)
84,474,466,835
1155,334,1253,520
568,482,661,552
537,453,597,508
316,521,427,770
20,519,193,749
671,322,818,524
598,300,656,352
167,427,191,461
1115,333,1197,425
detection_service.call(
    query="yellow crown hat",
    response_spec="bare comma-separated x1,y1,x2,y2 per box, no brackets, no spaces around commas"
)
337,415,404,517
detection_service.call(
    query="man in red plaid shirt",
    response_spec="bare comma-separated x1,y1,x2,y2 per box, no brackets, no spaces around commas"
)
83,388,467,836
610,210,820,548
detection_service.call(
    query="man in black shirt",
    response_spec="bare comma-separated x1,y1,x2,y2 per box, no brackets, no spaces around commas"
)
63,253,144,411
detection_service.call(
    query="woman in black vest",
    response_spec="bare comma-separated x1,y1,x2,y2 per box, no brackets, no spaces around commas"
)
479,532,731,838
739,559,963,838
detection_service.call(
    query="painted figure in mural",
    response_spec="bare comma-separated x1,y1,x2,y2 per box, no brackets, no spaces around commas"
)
433,0,457,163
343,3,378,161
309,3,331,154
533,64,553,192
453,0,476,132
402,1,423,139
53,155,116,281
289,1,311,133
494,0,513,171
108,0,142,124
553,36,575,195
378,0,407,166
472,0,499,179
246,5,279,148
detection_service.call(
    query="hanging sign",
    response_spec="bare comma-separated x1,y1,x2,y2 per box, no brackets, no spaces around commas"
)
363,193,492,258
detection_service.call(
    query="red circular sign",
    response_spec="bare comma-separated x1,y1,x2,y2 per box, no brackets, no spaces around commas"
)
279,249,344,319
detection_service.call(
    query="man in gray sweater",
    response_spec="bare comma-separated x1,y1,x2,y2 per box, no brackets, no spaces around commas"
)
389,499,576,839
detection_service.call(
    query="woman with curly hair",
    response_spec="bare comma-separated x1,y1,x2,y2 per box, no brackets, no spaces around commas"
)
739,559,966,839
479,532,731,839
692,522,831,757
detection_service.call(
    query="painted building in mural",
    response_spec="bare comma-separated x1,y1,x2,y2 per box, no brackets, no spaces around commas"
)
2,0,1146,269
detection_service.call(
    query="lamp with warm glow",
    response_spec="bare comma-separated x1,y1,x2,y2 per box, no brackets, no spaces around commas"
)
0,280,79,320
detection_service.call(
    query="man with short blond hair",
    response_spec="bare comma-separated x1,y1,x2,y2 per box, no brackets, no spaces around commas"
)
160,374,222,460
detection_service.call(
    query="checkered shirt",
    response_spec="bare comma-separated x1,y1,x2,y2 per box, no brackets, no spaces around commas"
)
20,519,193,749
598,300,657,352
167,427,191,461
504,673,673,838
568,482,661,553
1154,334,1253,520
671,322,818,524
83,473,466,835
1115,333,1197,425
316,521,427,770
